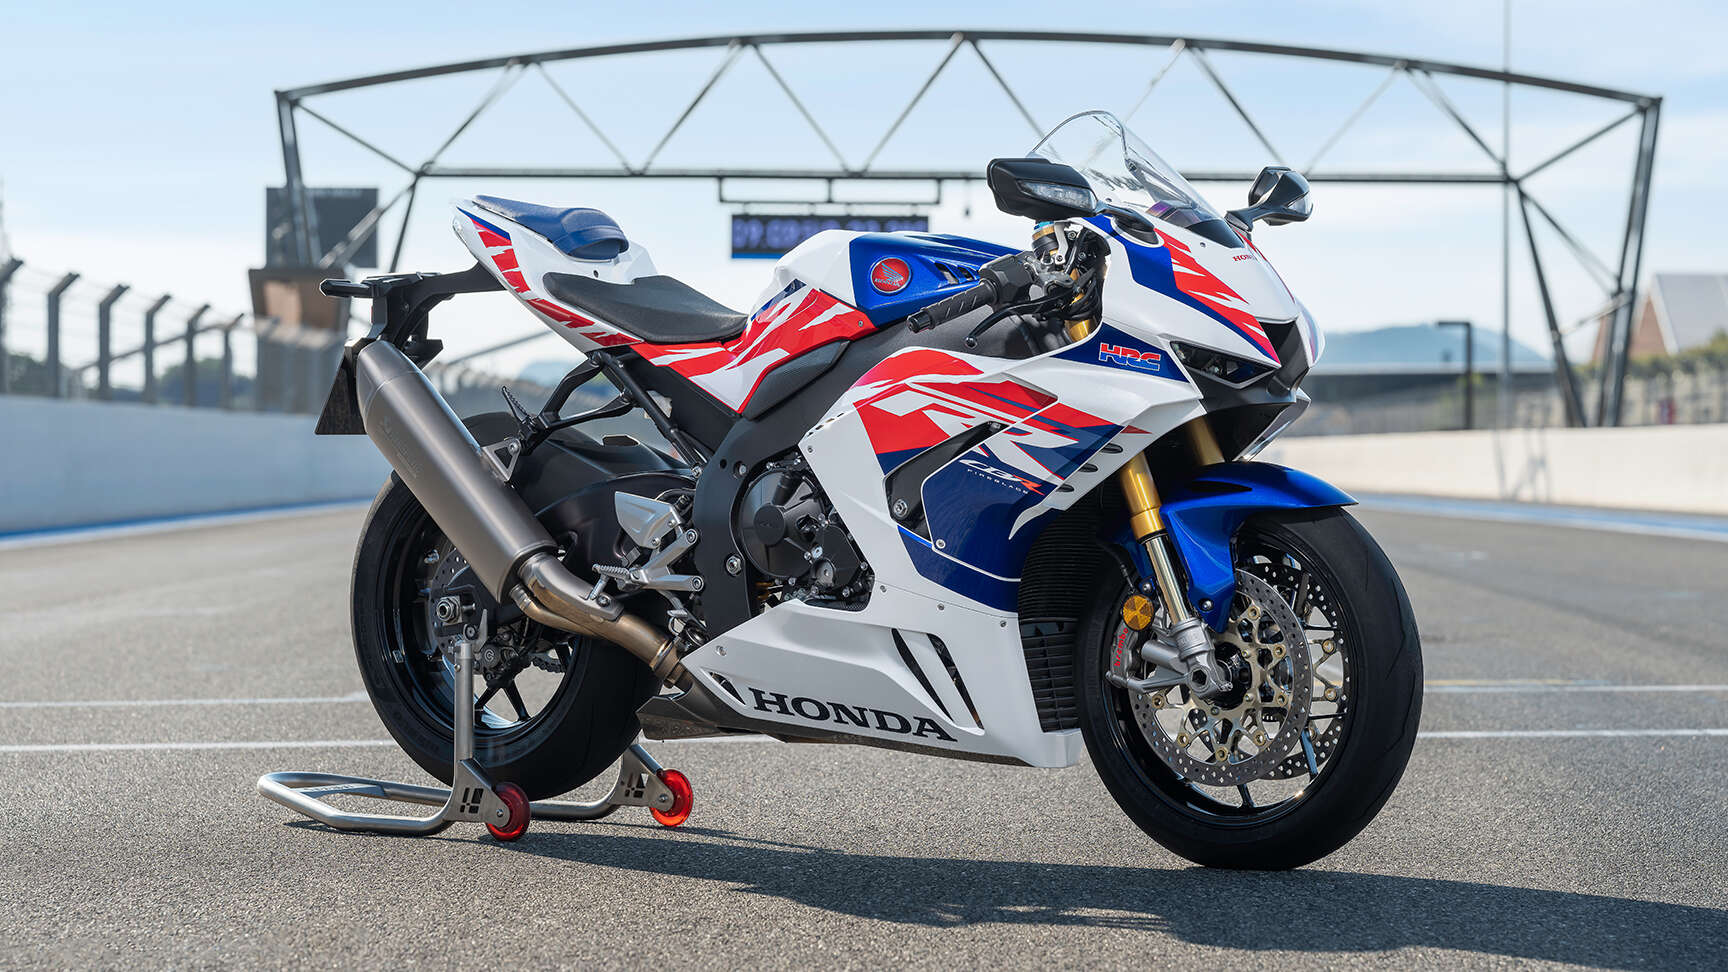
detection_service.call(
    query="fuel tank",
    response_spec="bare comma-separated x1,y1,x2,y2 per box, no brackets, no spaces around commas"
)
747,230,1017,326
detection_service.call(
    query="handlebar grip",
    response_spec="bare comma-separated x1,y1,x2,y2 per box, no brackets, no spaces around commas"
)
906,280,998,333
320,279,371,298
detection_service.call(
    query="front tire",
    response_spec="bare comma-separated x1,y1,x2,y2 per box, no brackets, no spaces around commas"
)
1077,507,1422,869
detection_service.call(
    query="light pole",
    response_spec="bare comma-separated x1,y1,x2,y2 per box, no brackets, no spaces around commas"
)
1438,320,1474,430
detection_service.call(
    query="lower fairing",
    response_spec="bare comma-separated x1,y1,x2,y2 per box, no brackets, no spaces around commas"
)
676,582,1084,767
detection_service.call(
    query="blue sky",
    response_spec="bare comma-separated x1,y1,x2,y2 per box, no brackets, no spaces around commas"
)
2,1,1723,377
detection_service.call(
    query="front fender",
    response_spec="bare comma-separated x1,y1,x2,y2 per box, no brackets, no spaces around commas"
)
1119,462,1354,630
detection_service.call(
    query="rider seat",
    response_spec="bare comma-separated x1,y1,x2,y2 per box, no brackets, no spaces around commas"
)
476,194,747,345
542,273,747,344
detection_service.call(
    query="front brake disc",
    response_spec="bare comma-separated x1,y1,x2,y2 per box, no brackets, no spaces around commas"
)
1244,559,1349,781
1115,570,1312,788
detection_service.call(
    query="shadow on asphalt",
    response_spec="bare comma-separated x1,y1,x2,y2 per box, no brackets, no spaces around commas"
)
507,824,1725,967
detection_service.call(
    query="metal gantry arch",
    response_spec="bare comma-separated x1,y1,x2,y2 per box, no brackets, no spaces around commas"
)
272,30,1661,426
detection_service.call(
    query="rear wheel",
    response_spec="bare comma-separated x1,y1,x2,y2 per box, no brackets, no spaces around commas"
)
1077,507,1422,869
351,477,659,800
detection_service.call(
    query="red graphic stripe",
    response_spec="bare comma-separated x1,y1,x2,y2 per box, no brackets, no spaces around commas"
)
634,285,873,411
1163,236,1276,360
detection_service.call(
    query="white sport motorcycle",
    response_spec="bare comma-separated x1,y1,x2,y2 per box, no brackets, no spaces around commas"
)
300,111,1421,868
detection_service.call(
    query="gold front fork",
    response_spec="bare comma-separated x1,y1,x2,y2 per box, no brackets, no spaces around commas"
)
1116,447,1230,696
1182,416,1225,467
1072,305,1229,696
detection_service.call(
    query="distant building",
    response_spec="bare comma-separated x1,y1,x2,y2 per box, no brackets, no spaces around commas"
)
1594,273,1728,361
1312,322,1548,375
1295,323,1554,435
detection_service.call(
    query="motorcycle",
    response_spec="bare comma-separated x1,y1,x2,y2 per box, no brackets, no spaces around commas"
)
305,110,1421,869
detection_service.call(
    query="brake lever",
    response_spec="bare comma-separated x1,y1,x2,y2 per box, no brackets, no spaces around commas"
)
962,306,1023,349
963,292,1066,349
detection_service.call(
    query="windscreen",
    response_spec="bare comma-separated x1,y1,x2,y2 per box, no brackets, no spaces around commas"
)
1030,110,1229,237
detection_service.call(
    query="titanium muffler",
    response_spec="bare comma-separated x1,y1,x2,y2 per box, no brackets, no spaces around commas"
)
352,341,686,686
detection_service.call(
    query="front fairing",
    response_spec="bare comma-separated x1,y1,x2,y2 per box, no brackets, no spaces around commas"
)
1076,217,1315,461
1085,216,1301,368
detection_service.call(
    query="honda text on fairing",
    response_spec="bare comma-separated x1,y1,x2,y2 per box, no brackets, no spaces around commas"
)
307,111,1421,868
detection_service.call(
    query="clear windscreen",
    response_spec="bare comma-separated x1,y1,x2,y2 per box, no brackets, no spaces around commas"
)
1030,110,1226,234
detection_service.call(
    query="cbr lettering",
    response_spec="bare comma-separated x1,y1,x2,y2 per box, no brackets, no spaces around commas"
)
957,457,1045,493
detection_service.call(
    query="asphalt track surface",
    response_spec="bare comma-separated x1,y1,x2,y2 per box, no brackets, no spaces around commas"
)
3,501,1725,968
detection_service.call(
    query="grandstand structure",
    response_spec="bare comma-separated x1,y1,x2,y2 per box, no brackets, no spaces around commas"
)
255,32,1654,426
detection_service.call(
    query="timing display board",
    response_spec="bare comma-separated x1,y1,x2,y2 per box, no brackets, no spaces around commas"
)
732,213,929,259
266,186,380,268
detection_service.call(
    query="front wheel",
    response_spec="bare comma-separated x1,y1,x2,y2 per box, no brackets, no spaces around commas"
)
1077,507,1422,869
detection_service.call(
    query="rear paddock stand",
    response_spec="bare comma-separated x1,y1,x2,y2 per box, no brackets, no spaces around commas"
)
257,637,694,841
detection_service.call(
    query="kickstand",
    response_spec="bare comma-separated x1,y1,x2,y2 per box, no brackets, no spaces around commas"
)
258,619,694,840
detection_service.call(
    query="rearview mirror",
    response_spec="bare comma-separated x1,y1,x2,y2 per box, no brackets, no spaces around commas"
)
1227,166,1312,234
987,158,1101,221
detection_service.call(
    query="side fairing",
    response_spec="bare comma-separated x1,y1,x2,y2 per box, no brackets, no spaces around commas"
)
1296,299,1326,366
804,340,1202,613
676,329,1203,767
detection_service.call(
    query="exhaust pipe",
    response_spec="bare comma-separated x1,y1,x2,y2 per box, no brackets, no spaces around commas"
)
353,341,686,687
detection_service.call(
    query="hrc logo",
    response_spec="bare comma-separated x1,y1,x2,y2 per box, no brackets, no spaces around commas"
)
1098,342,1163,372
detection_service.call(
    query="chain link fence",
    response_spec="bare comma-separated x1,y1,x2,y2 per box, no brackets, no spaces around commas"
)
1289,356,1728,436
0,258,549,418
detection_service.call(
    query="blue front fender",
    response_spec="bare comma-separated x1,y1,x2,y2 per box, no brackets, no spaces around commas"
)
1116,462,1354,630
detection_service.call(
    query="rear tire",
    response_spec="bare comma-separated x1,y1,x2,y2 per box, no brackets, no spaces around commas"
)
351,476,659,801
1077,507,1422,869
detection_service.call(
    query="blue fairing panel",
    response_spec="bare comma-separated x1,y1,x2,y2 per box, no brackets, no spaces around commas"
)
898,526,1018,612
846,233,1018,325
1150,463,1355,629
920,413,1120,584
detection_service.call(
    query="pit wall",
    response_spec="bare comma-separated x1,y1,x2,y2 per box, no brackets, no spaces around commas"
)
1,397,390,533
1261,424,1728,516
8,399,1724,534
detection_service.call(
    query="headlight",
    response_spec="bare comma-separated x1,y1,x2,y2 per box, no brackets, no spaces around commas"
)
1019,181,1097,212
1170,342,1275,387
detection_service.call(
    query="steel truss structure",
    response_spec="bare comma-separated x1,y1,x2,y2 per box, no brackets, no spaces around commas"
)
273,30,1660,426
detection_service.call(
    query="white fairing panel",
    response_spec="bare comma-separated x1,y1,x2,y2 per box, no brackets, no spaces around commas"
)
1296,299,1326,366
751,229,865,307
